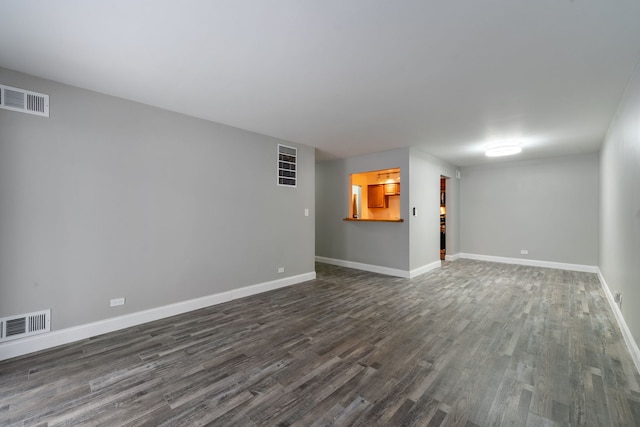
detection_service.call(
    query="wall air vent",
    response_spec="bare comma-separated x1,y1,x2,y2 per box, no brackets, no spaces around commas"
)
0,309,51,342
277,144,297,187
0,84,49,117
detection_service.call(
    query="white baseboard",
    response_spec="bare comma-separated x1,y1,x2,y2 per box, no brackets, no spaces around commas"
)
409,260,442,278
445,253,460,261
315,256,441,279
597,269,640,375
316,256,410,278
0,271,316,362
459,253,598,273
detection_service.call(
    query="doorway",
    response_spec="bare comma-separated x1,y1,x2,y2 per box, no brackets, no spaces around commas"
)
440,176,446,260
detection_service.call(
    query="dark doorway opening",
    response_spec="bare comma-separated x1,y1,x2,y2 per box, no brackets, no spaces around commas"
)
440,176,446,260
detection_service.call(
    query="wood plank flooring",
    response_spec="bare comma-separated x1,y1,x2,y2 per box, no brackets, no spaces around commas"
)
1,259,640,426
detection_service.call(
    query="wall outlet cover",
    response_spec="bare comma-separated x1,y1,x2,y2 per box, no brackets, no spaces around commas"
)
110,298,125,307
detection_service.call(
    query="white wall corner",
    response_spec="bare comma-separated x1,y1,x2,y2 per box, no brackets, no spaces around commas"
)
597,269,640,375
0,271,316,362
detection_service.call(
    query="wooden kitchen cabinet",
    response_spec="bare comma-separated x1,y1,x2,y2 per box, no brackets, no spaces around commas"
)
384,183,400,195
368,185,386,208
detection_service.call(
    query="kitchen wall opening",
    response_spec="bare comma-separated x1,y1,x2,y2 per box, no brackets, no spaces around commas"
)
348,168,401,221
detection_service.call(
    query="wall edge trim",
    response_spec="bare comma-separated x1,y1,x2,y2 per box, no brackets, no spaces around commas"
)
459,253,598,273
0,271,316,362
315,256,442,279
409,261,442,278
597,268,640,375
315,256,411,278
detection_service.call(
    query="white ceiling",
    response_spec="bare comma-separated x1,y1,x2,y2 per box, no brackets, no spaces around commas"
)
1,1,639,166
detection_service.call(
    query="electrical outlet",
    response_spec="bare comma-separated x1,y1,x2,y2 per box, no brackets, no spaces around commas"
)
278,267,285,273
304,208,309,217
520,249,529,255
110,297,125,307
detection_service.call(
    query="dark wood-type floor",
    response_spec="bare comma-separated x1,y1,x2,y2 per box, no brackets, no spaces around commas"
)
2,260,640,426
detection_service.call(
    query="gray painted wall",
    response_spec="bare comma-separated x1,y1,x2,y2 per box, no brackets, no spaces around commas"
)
460,154,599,266
315,147,458,273
600,63,640,343
0,67,315,330
409,148,459,270
316,148,410,270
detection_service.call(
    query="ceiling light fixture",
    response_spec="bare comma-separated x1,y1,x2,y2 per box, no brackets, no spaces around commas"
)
485,145,522,157
377,171,400,182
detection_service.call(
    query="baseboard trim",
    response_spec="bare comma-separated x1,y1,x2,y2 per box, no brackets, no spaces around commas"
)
316,256,410,278
445,253,461,262
315,256,441,279
0,271,316,362
409,260,442,278
597,269,640,375
459,253,598,273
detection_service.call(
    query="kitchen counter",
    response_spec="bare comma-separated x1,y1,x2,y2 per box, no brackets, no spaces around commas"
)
343,218,404,223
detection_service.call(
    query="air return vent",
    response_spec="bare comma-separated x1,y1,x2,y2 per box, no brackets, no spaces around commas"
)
0,84,49,117
277,144,297,187
0,310,51,342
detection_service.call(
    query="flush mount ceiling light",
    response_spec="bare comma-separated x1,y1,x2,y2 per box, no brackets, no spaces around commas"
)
485,145,522,157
